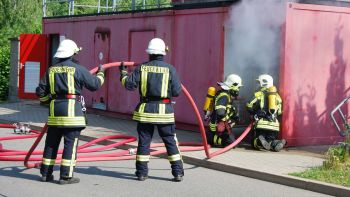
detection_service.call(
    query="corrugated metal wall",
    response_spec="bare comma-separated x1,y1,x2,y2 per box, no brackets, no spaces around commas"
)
43,7,227,126
281,3,349,146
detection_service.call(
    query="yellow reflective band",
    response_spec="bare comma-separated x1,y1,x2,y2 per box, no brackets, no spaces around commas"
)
173,134,183,162
139,103,146,113
49,72,55,95
260,95,265,109
218,138,222,145
42,158,56,166
215,105,226,110
39,95,50,102
136,155,150,162
159,104,165,114
141,66,148,97
140,65,169,74
61,159,76,167
133,111,174,118
97,75,104,85
97,71,105,77
213,135,218,145
168,154,181,162
121,76,127,87
247,98,258,109
161,72,169,98
209,123,217,131
50,66,75,73
68,99,75,117
50,101,55,117
67,71,75,94
132,114,175,123
69,138,78,177
47,116,86,126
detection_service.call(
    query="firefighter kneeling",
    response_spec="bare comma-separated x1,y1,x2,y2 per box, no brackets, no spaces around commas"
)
205,74,242,147
246,74,286,152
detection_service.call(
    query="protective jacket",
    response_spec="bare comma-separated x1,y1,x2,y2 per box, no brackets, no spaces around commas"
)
36,58,104,127
209,90,237,132
121,56,182,124
246,87,282,132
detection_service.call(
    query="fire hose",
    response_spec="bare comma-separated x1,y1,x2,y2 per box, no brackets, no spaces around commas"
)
0,62,252,168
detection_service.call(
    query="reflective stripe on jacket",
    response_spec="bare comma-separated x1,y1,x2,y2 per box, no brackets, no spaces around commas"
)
36,58,104,127
121,56,182,124
209,90,236,132
246,87,282,132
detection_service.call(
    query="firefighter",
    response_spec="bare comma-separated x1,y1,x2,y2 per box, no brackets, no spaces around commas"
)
36,39,105,184
246,74,286,152
119,38,184,182
206,74,242,147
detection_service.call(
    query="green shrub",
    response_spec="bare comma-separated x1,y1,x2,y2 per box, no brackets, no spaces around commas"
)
0,45,10,100
323,137,350,169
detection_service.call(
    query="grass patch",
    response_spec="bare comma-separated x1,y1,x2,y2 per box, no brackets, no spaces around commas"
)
291,136,350,187
290,165,350,187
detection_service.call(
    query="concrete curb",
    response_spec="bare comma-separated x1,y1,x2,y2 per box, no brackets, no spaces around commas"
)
1,119,349,196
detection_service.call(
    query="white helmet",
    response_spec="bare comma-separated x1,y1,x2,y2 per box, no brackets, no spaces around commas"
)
257,74,273,88
218,74,243,90
146,38,166,55
54,39,82,58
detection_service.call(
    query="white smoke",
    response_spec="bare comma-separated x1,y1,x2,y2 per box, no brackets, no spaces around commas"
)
224,0,291,85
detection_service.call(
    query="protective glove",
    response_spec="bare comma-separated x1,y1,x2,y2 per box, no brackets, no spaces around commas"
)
256,110,266,119
119,62,127,74
98,64,104,73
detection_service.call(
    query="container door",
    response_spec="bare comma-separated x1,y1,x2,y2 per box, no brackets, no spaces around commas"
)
91,32,110,110
18,34,48,99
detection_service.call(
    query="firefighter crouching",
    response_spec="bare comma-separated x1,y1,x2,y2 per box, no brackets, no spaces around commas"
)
206,74,242,147
119,38,184,182
246,74,286,152
36,39,105,184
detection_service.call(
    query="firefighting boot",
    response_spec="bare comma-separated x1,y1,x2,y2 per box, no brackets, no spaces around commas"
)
137,175,148,181
258,135,271,150
41,174,54,182
173,175,183,182
59,177,80,185
272,139,286,152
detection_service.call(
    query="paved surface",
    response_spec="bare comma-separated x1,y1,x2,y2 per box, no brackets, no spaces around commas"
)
0,128,331,197
0,100,349,196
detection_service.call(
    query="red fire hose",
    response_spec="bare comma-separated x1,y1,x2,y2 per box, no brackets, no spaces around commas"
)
0,61,252,168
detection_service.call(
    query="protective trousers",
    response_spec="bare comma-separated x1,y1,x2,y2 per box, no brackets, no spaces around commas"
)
206,131,235,147
252,129,282,150
136,123,184,177
40,127,82,178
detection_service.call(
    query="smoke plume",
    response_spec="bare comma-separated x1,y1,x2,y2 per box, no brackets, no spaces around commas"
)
224,0,291,89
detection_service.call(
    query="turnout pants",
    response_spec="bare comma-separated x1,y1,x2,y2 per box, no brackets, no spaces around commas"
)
206,130,235,148
136,123,184,177
40,126,82,178
252,129,282,150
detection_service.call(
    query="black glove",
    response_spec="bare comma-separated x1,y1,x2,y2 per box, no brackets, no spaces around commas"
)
256,110,266,118
232,115,240,123
119,62,127,74
98,64,104,73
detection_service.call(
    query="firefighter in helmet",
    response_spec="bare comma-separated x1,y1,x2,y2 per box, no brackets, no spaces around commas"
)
246,74,286,151
206,74,242,147
119,38,184,182
36,39,105,184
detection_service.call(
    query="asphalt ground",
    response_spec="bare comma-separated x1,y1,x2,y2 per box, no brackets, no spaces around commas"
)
0,128,332,197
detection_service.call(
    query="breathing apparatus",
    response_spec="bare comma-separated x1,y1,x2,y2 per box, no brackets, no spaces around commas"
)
203,87,216,120
267,86,277,120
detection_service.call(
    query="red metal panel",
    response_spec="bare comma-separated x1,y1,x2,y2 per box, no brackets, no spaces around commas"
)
42,7,227,127
282,3,348,146
18,34,48,99
83,31,110,110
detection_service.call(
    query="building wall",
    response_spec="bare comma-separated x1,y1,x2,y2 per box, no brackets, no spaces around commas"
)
282,2,350,146
43,7,228,125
